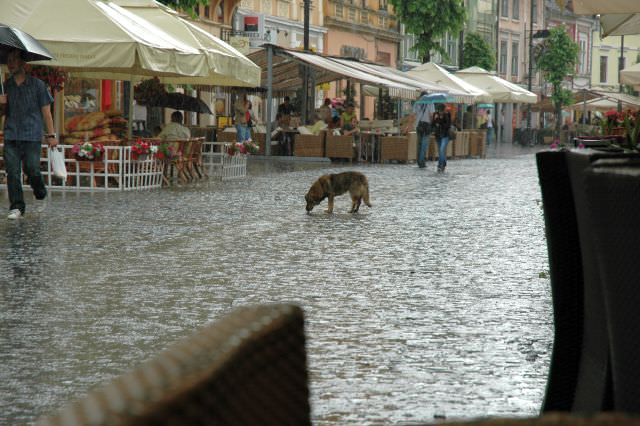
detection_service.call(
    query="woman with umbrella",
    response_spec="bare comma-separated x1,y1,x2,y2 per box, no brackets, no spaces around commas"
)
1,27,57,219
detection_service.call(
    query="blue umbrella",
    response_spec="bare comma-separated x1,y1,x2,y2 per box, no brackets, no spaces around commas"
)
414,92,452,104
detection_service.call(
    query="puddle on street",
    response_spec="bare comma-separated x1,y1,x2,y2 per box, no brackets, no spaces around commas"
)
0,149,551,425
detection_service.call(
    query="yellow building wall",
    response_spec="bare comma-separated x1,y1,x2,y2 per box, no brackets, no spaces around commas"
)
592,31,640,91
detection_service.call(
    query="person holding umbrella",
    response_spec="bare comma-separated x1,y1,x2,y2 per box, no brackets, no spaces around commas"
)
1,47,57,219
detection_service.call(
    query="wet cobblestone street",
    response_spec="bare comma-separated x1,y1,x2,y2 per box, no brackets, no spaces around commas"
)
0,144,552,425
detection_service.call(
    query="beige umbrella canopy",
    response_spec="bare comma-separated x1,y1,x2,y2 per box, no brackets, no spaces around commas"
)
600,13,640,36
455,66,537,104
621,62,640,88
407,62,491,103
0,0,260,87
571,0,640,14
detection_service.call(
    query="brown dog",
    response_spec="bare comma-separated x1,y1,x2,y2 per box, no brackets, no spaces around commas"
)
305,171,372,213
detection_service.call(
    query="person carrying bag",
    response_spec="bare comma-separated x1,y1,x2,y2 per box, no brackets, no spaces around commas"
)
432,104,452,173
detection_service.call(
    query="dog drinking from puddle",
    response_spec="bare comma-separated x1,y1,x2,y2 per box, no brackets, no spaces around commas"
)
305,171,372,213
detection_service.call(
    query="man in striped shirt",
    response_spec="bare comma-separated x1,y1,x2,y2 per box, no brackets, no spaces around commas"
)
412,93,435,168
0,49,58,219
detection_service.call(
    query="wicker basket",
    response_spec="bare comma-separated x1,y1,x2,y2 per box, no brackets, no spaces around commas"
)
380,136,416,163
251,132,267,155
294,133,325,157
37,304,311,426
325,134,354,160
216,129,237,143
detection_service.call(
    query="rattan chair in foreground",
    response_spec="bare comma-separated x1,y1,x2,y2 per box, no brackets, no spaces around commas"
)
37,304,310,426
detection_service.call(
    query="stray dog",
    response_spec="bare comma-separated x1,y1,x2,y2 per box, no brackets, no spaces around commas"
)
305,171,372,213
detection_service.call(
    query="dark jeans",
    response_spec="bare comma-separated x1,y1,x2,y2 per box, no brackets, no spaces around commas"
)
4,140,47,213
416,122,432,168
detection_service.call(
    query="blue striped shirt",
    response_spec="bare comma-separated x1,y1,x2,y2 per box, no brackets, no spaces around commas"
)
3,75,53,142
413,102,434,124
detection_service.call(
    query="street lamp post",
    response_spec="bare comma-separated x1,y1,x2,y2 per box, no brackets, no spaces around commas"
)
526,0,535,138
301,0,311,124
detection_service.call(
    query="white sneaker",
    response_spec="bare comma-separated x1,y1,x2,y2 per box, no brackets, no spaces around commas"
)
7,209,22,220
33,198,47,213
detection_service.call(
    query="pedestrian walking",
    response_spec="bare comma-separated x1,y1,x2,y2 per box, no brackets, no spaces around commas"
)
234,91,250,143
412,92,435,168
486,111,494,146
1,48,57,219
432,104,452,172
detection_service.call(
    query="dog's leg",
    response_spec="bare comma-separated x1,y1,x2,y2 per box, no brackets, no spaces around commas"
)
354,197,362,212
326,195,334,213
363,185,372,207
350,195,358,213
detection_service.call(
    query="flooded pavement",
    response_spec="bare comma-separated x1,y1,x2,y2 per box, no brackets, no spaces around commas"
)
0,144,552,425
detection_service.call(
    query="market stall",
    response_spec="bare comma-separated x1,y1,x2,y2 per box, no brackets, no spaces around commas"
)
0,0,260,190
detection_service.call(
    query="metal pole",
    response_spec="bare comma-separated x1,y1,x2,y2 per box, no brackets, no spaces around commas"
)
266,44,273,156
618,35,624,112
301,0,310,124
526,0,534,142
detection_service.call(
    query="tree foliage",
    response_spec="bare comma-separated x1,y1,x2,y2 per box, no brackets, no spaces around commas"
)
157,0,207,17
390,0,466,63
534,25,579,135
462,32,495,71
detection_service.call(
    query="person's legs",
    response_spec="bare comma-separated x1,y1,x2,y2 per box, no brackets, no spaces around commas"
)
486,128,493,145
23,141,47,202
417,129,427,168
235,124,243,143
4,140,26,213
438,136,449,171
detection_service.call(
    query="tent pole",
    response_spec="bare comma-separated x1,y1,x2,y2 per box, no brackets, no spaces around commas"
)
266,44,273,156
127,80,134,140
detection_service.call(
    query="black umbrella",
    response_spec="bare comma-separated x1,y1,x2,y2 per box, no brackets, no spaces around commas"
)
0,23,54,94
147,92,213,114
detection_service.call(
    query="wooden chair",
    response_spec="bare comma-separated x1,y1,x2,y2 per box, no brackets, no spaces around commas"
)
186,137,206,180
37,304,311,426
164,140,189,185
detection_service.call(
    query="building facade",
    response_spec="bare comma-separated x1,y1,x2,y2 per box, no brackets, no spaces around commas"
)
591,30,640,93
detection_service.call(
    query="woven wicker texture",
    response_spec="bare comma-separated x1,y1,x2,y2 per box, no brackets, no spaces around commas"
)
585,160,640,413
536,151,584,411
439,412,640,425
325,134,354,159
294,134,325,157
380,136,415,162
37,304,310,426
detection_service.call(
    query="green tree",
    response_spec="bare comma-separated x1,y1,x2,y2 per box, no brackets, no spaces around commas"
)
462,32,495,71
390,0,466,63
535,25,579,137
157,0,207,17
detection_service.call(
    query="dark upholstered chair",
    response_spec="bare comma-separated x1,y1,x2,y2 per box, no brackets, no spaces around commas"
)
536,150,640,413
584,159,640,413
37,304,310,426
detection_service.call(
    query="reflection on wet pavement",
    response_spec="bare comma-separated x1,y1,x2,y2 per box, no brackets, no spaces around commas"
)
0,146,551,425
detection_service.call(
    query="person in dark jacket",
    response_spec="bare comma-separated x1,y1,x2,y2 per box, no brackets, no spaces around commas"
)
432,104,452,172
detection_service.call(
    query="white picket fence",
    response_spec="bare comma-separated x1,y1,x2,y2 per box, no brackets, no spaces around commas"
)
201,142,247,180
0,144,164,192
0,142,246,192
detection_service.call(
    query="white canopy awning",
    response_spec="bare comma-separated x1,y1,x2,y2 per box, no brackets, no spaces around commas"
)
406,62,491,104
571,0,640,14
600,13,640,36
248,47,447,100
327,57,455,98
455,66,537,104
569,96,637,111
0,0,260,86
621,62,640,88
